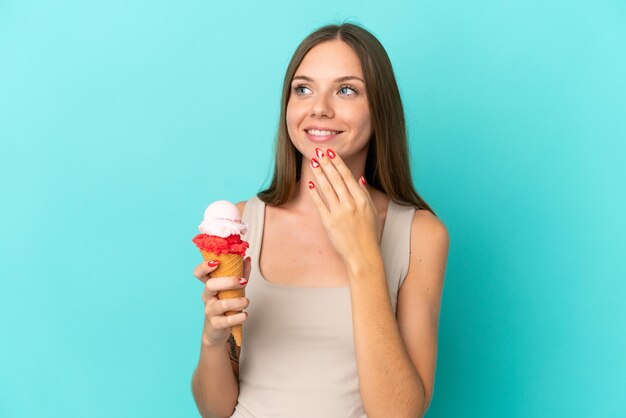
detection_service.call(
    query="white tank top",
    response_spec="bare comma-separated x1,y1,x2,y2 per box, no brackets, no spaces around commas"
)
230,196,415,418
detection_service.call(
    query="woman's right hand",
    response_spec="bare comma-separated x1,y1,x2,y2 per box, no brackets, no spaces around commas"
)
192,257,251,347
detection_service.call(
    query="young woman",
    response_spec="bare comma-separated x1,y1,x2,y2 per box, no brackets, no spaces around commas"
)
192,22,449,418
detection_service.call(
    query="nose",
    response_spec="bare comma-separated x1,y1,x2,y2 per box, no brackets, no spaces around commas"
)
310,93,334,118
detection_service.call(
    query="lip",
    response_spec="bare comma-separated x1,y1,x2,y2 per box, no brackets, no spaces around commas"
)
304,126,343,132
304,128,342,143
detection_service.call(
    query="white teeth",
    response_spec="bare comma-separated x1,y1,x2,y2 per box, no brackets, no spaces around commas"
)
307,129,338,136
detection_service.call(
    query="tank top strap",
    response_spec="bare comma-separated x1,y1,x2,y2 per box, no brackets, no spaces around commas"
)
240,196,263,259
380,201,416,312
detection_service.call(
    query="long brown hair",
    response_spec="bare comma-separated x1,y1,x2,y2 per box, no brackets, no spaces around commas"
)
257,22,435,215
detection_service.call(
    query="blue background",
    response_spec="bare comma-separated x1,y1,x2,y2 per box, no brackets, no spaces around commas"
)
1,0,625,417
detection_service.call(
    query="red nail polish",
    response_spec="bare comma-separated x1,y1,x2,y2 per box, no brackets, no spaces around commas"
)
208,260,220,267
310,158,320,168
327,149,336,159
359,176,366,185
308,181,315,189
315,148,325,159
239,278,248,285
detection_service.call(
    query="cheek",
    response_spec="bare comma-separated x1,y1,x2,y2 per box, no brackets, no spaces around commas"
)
285,102,303,146
354,106,372,136
286,102,301,132
285,105,294,136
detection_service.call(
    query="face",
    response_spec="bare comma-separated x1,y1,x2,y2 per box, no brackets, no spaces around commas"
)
286,40,372,160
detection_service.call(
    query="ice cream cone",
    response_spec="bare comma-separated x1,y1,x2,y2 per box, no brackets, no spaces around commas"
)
193,200,249,348
200,250,245,347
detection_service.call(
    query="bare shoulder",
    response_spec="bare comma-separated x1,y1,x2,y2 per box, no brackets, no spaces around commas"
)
406,208,450,284
235,200,247,215
411,209,449,247
235,198,255,217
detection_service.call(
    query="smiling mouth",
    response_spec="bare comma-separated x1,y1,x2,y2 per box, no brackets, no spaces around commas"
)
305,129,343,136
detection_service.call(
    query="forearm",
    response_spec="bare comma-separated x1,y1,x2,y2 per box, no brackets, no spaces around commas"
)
191,329,239,418
347,254,428,418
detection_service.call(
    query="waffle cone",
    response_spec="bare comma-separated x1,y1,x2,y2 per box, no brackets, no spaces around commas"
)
199,250,245,347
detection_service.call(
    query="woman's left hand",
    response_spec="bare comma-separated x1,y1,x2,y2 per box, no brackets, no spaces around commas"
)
307,147,381,267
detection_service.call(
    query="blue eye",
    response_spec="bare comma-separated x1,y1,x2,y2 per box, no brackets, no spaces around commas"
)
292,84,312,95
338,85,358,95
291,84,358,96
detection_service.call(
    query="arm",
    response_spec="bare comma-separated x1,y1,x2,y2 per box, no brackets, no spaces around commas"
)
347,256,426,418
347,211,449,417
191,329,239,418
305,150,448,416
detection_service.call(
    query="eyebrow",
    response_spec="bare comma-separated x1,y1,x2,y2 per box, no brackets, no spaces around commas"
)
292,75,365,83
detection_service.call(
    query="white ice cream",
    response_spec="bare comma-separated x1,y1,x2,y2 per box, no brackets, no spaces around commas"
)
198,200,248,237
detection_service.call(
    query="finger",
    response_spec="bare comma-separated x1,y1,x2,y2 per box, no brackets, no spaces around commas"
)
201,284,215,303
310,156,339,208
204,276,248,294
202,275,248,309
358,174,376,208
243,256,252,280
193,259,221,283
210,311,248,330
307,179,330,220
325,148,363,201
313,147,353,205
206,295,249,317
219,295,249,313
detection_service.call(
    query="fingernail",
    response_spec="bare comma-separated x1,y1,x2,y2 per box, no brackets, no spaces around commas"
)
208,260,220,267
315,148,325,159
327,149,336,159
308,181,315,189
245,256,252,262
359,176,366,185
239,278,248,285
310,158,320,168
